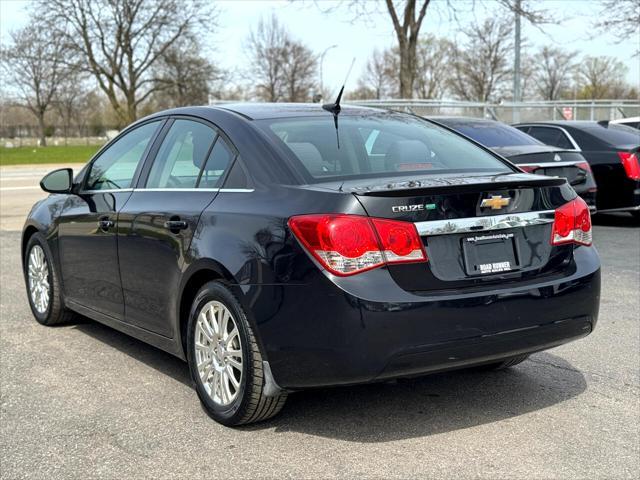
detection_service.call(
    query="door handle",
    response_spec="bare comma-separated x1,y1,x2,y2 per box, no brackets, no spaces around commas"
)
164,219,188,232
98,218,114,231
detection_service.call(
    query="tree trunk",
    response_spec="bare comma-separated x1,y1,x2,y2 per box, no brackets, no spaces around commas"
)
37,112,47,147
398,45,413,98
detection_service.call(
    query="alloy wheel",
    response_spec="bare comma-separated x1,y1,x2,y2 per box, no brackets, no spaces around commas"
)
28,245,50,314
194,300,243,406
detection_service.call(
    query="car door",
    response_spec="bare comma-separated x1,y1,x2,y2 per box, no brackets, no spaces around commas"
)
57,120,164,319
117,118,236,336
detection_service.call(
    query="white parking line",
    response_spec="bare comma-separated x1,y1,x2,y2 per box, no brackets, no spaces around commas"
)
0,186,41,191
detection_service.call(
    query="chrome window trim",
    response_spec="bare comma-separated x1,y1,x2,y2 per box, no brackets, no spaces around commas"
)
81,188,134,194
129,188,255,193
516,124,582,152
415,210,555,236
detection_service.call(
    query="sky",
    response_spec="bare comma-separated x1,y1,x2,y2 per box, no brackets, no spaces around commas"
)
1,0,639,98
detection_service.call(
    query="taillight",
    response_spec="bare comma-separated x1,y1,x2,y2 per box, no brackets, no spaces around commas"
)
618,152,640,180
575,161,593,174
551,197,592,246
288,214,427,276
518,165,539,174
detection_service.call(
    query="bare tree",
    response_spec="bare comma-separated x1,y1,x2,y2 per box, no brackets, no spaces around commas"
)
317,0,549,98
578,56,629,99
0,23,71,146
41,0,214,126
449,18,514,102
282,41,318,102
151,40,223,108
531,46,576,100
53,70,88,144
593,0,640,55
245,15,317,102
414,36,451,99
358,48,397,99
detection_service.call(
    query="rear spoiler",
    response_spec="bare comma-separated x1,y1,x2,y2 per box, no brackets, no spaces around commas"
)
350,175,566,197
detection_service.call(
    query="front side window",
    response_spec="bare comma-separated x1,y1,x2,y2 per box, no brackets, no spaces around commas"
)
85,121,161,191
146,119,218,189
257,114,512,181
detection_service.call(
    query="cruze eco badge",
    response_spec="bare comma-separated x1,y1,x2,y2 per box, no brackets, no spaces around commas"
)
481,195,511,210
392,203,437,213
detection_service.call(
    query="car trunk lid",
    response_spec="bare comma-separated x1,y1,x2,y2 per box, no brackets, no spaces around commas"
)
336,172,576,292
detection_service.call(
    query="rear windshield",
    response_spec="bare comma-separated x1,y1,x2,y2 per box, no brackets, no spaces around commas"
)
257,114,512,182
440,120,541,147
584,124,640,147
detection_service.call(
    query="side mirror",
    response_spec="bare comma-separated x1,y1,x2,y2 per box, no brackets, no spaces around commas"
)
40,168,73,194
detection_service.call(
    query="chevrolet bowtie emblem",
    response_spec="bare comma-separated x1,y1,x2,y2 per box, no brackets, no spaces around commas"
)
481,195,511,210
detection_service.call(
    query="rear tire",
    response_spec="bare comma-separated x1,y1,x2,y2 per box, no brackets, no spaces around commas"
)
474,354,530,371
23,232,78,326
186,281,287,426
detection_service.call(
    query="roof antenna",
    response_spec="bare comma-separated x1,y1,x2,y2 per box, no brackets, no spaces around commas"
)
322,57,355,149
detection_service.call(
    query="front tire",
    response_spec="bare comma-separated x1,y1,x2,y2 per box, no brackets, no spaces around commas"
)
186,281,287,426
23,232,77,326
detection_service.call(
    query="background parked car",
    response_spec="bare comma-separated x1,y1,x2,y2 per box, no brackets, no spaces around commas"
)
514,121,640,218
430,117,597,210
611,117,640,130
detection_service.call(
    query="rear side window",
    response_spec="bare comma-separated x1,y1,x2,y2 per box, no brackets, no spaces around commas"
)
199,137,234,188
527,127,574,149
146,119,217,189
444,121,541,147
258,114,512,182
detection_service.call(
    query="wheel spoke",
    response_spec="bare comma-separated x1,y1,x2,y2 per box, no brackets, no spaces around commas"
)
199,359,213,383
227,348,242,359
228,356,242,370
220,310,230,339
225,327,238,346
226,365,240,388
197,319,214,343
209,305,219,336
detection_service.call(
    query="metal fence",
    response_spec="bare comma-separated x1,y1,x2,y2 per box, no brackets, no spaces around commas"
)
3,100,639,147
0,125,118,147
350,99,640,123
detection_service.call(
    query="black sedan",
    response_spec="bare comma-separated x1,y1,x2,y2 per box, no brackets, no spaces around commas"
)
514,121,640,217
430,117,597,210
22,104,601,425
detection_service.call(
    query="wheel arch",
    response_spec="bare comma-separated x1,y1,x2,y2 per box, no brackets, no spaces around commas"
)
21,224,40,264
176,259,263,360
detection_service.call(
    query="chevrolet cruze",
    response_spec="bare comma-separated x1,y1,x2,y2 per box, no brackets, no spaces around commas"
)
22,104,601,425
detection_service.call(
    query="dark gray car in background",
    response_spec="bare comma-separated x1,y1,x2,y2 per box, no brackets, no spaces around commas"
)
430,117,598,210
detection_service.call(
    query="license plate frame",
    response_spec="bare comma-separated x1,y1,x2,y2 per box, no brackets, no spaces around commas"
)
462,232,519,276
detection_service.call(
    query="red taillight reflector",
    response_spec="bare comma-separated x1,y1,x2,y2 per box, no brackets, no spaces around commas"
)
618,152,640,180
575,161,593,174
551,197,592,246
288,214,427,276
518,165,539,173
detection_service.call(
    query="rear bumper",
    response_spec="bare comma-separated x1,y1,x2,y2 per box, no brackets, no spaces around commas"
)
245,246,601,390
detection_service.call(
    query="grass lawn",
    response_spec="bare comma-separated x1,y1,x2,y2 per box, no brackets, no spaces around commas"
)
0,145,102,166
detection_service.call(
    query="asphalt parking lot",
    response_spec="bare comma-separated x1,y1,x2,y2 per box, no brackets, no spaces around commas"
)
1,166,639,479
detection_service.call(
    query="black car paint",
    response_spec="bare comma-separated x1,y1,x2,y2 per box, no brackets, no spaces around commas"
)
430,117,597,208
23,105,601,391
515,121,640,212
